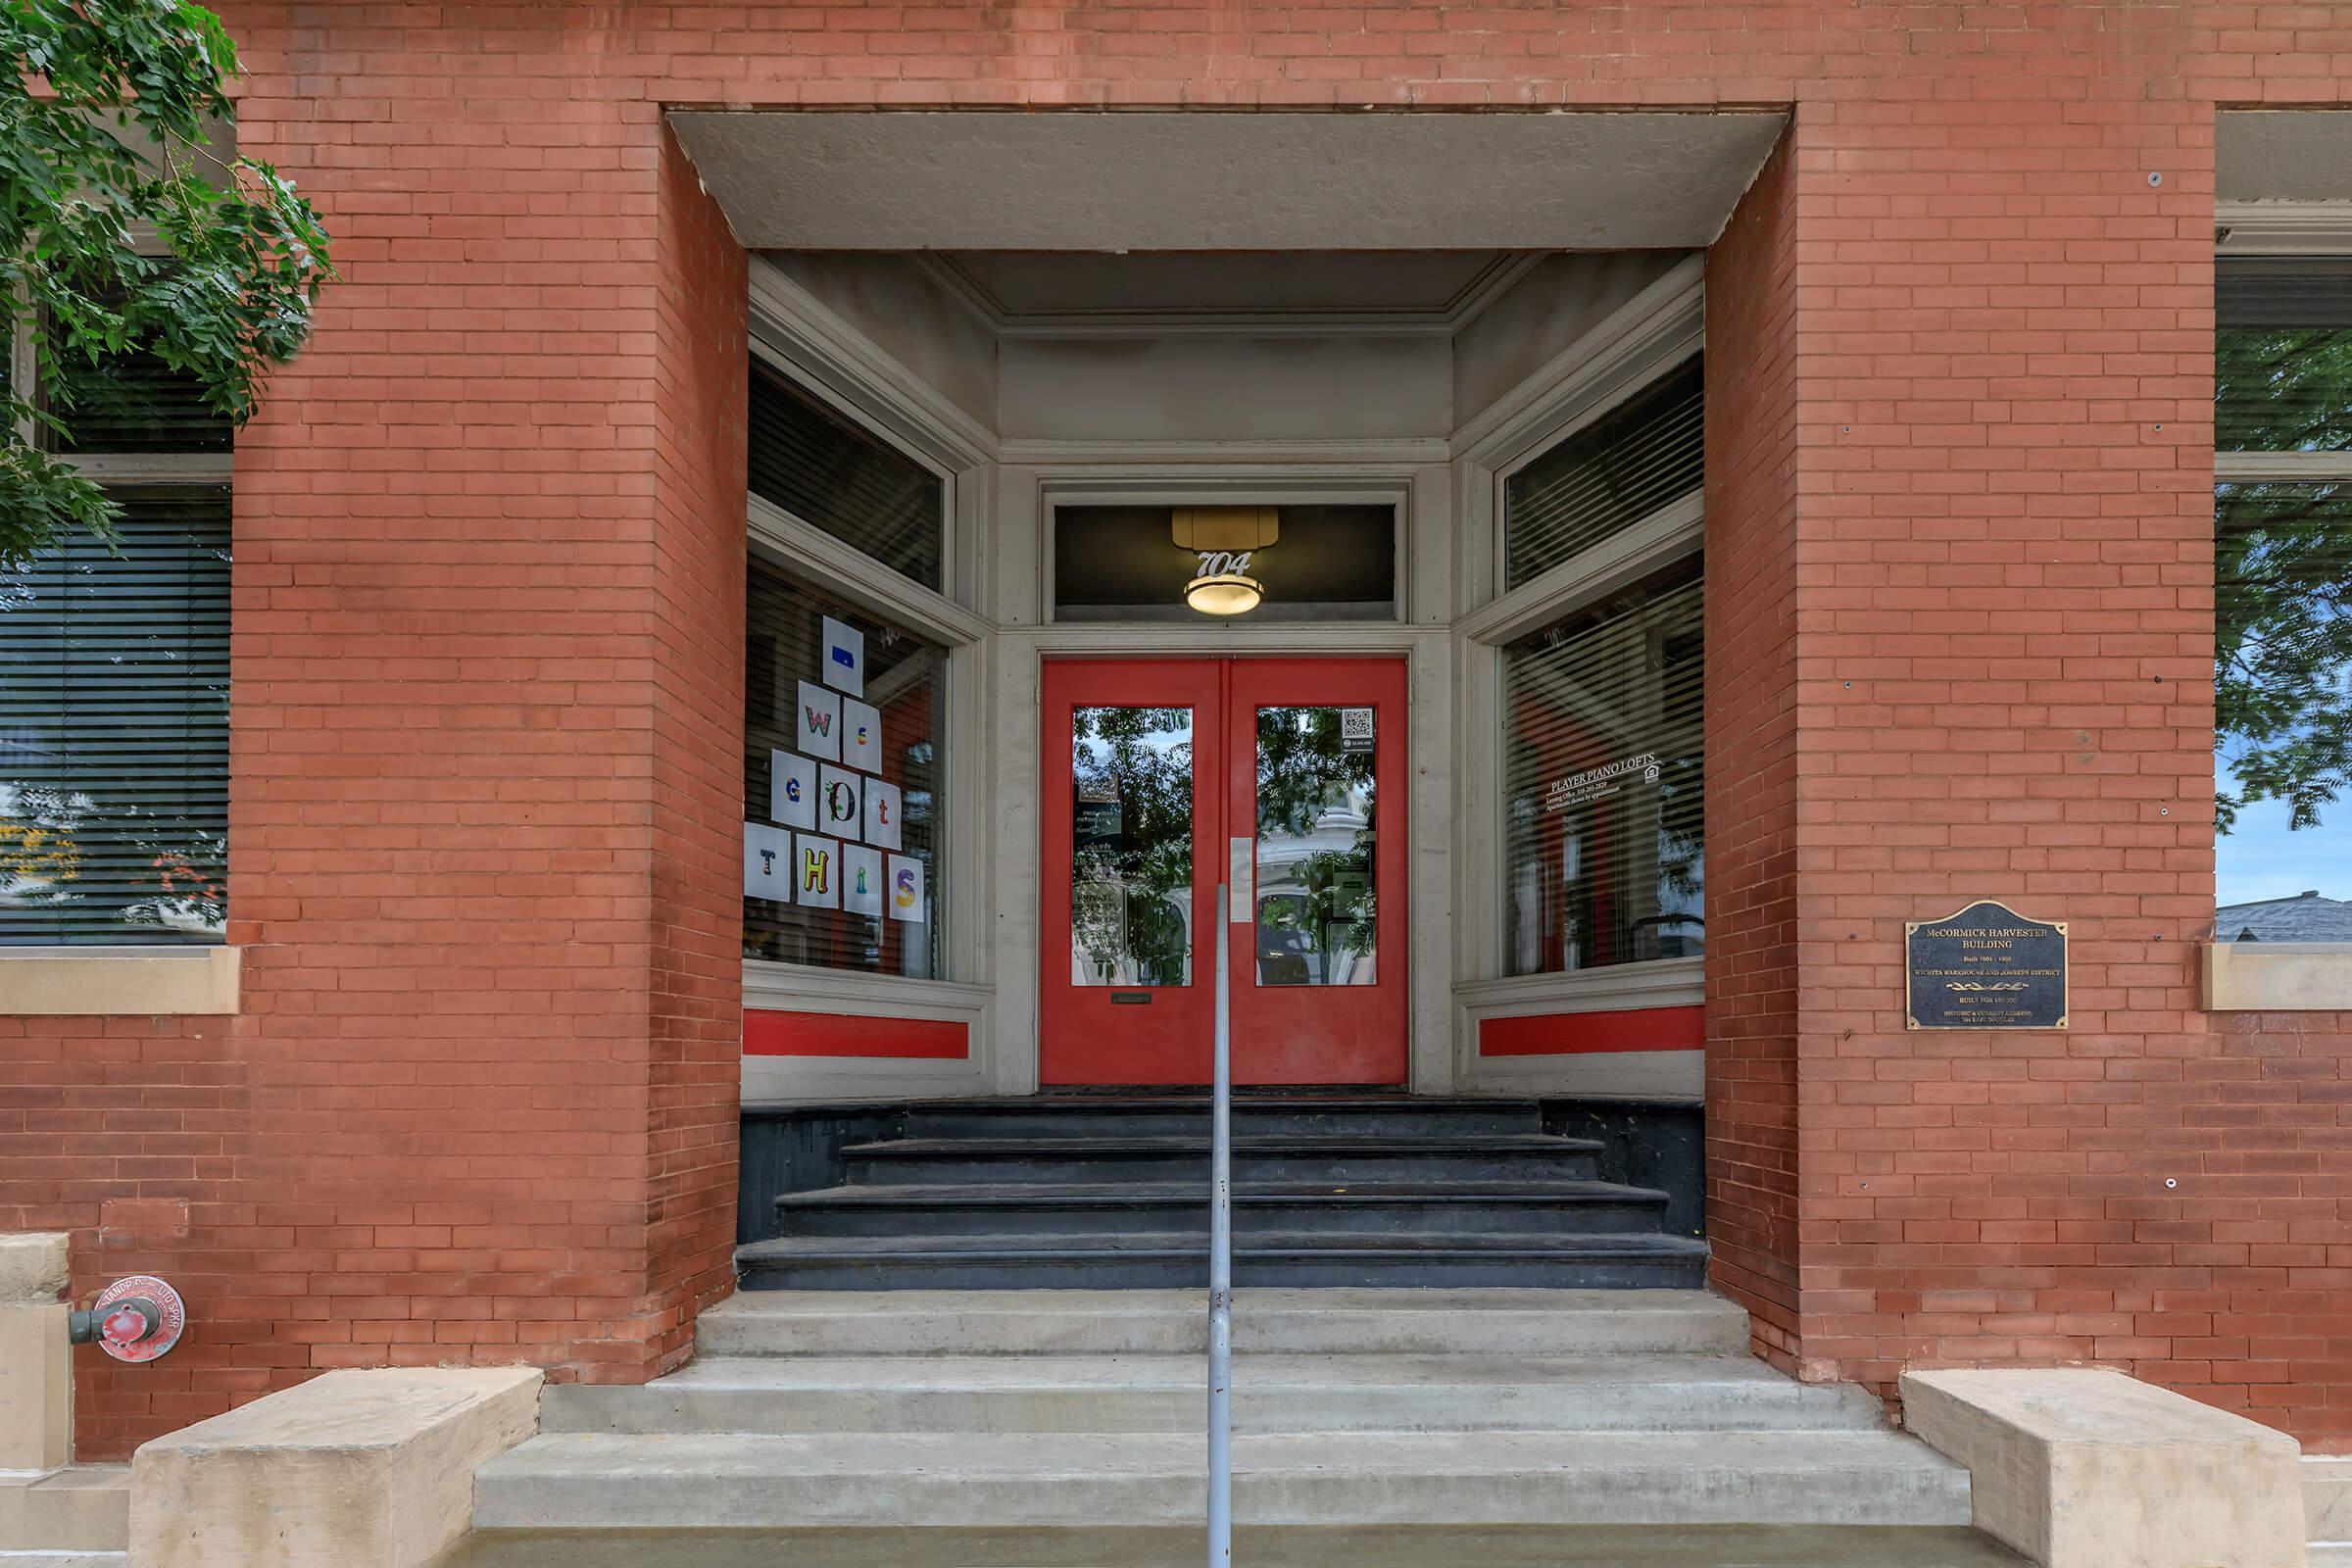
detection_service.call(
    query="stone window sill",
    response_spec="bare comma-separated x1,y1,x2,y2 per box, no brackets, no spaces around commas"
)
0,946,240,1016
2202,941,2352,1011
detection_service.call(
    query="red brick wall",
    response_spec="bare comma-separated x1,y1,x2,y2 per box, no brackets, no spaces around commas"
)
641,123,751,1380
1,0,2347,1456
1704,130,1806,1375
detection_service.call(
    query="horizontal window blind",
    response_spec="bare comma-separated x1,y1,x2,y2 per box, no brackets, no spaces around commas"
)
1504,355,1703,591
41,341,232,455
1500,559,1704,976
0,488,230,944
2219,261,2352,454
35,281,235,456
749,360,944,591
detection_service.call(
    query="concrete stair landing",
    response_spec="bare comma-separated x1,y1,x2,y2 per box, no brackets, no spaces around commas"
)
466,1290,2002,1562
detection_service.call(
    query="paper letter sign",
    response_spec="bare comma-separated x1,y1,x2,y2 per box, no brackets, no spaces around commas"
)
770,750,817,830
863,778,904,852
744,822,792,902
796,834,841,909
820,616,864,698
887,853,926,923
842,698,883,774
845,843,883,917
797,680,842,761
818,764,862,836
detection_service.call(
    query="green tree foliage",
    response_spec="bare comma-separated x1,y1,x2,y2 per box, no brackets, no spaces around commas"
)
1,0,330,569
2214,322,2352,836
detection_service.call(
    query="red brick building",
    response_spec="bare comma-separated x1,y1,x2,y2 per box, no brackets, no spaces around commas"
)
5,0,2352,1464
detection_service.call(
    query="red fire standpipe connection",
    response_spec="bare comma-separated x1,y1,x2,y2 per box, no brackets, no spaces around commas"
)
67,1275,188,1364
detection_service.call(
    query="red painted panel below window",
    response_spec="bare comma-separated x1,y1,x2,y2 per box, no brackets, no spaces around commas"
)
1478,1004,1704,1056
744,1008,968,1059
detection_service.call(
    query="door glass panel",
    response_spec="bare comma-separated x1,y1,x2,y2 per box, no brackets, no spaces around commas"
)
1253,707,1376,986
1071,706,1195,986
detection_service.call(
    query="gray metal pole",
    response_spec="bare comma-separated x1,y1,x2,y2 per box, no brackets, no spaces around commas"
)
1207,880,1234,1566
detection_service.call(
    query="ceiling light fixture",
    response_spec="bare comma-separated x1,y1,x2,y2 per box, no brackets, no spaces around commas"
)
1173,506,1278,617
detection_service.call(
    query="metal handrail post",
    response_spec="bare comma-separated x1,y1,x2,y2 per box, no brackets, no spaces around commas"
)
1207,880,1234,1566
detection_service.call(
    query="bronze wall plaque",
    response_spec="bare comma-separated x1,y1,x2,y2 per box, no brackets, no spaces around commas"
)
1905,901,2067,1030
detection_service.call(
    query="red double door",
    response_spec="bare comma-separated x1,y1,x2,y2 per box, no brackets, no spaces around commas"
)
1040,658,1407,1087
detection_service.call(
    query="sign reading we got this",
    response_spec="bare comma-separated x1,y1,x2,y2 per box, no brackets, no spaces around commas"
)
741,612,923,922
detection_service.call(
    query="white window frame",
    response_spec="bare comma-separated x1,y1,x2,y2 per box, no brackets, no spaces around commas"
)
1446,260,1707,1090
2206,212,2352,1005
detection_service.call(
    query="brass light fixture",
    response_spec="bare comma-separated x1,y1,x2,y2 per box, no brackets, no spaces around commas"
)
1173,506,1279,616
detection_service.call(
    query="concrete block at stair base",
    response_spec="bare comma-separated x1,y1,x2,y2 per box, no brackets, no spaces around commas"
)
1900,1368,2305,1568
0,1233,70,1303
2310,1456,2352,1544
0,1466,130,1553
129,1367,542,1568
0,1303,73,1470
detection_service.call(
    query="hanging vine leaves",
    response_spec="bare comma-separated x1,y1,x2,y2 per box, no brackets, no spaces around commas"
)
1,0,332,568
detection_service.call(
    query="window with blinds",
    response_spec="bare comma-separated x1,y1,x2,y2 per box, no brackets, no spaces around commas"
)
749,359,946,592
0,488,230,944
1503,355,1703,592
1500,558,1703,976
2213,261,2352,931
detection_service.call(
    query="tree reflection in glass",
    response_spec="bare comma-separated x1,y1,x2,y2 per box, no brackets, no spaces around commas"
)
1070,706,1194,986
1253,707,1376,985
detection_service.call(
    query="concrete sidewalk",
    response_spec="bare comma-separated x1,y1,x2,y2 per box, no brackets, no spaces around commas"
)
432,1524,2031,1567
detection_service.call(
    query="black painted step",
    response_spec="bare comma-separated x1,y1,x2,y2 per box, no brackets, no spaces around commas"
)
905,1097,1544,1141
737,1230,1711,1291
843,1135,1605,1188
777,1180,1675,1240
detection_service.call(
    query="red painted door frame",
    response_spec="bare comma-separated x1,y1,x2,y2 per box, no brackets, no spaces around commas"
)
1224,657,1408,1086
1040,656,1407,1087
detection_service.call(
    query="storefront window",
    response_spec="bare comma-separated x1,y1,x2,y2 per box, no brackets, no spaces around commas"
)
743,554,946,974
1499,559,1703,975
2215,262,2352,937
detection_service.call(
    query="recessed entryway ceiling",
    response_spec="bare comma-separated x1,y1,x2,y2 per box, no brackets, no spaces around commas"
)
670,110,1788,252
915,250,1545,336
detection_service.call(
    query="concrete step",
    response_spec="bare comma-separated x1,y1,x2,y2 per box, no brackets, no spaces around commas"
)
736,1229,1709,1290
0,1466,130,1554
906,1097,1545,1141
776,1180,1674,1239
694,1288,1753,1358
842,1134,1603,1187
540,1351,1886,1436
438,1525,2030,1567
471,1428,1974,1531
